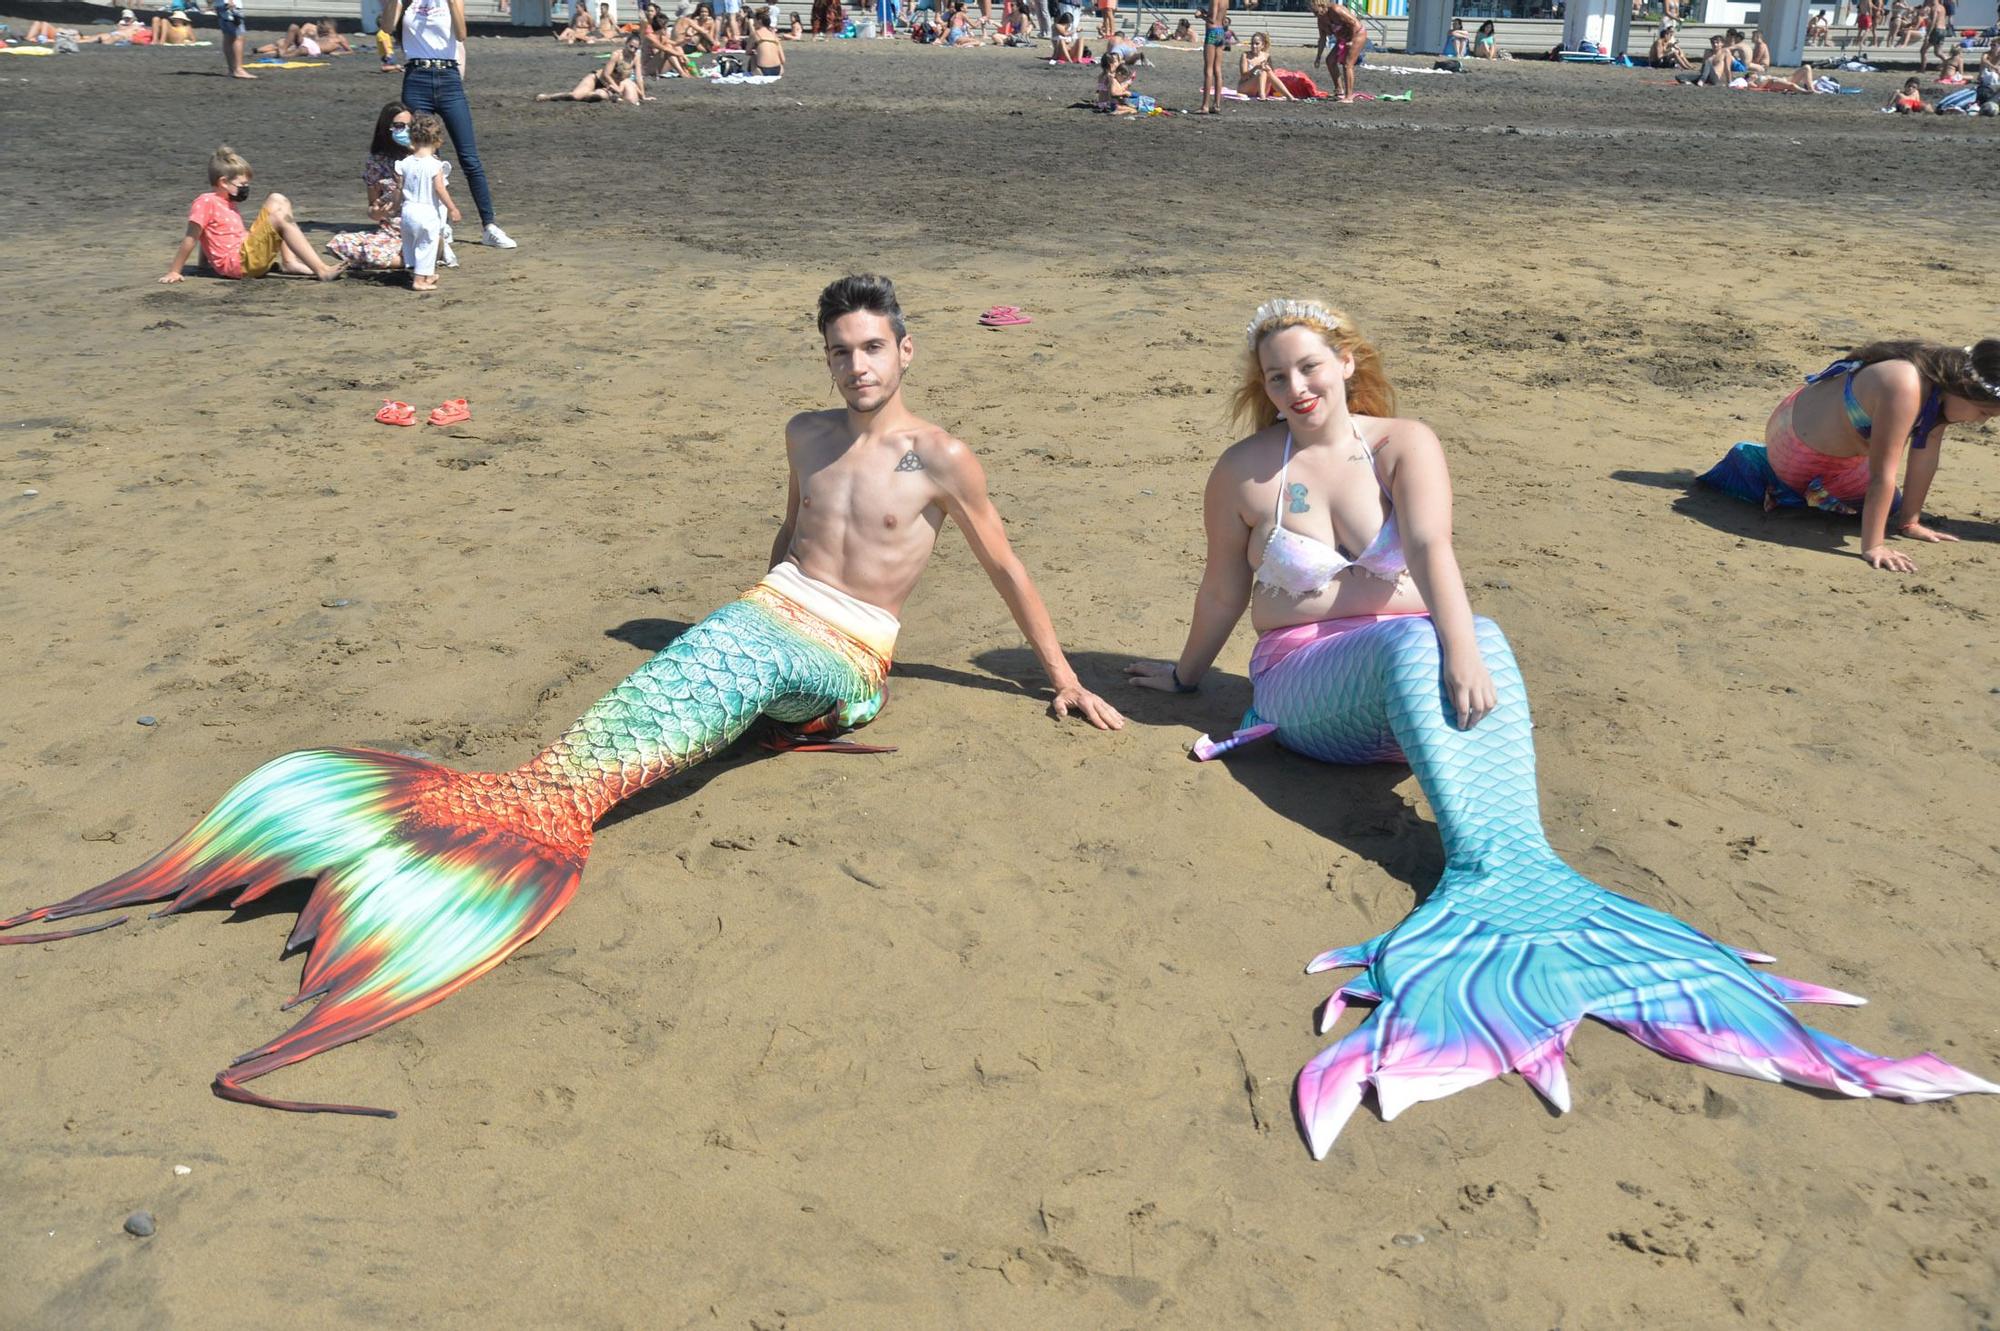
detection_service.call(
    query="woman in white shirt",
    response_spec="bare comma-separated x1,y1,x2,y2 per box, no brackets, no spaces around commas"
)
381,0,518,248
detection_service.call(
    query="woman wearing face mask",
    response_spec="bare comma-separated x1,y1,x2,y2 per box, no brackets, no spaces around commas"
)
1124,299,1997,1159
381,0,518,249
326,103,429,271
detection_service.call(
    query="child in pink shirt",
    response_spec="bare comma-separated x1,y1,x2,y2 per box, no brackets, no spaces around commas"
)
160,146,346,283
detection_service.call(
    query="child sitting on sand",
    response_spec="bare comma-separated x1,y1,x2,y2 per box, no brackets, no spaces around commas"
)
1096,50,1135,112
1886,75,1928,109
397,115,459,292
160,145,345,284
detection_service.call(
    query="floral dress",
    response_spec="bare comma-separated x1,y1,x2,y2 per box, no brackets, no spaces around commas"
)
326,154,404,268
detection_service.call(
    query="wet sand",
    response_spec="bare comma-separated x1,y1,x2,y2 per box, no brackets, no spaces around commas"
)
2,32,1998,1329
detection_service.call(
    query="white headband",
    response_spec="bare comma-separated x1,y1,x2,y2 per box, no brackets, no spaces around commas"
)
1246,298,1342,349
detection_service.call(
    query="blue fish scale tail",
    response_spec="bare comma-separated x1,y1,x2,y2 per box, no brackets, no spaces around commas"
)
1247,615,1999,1159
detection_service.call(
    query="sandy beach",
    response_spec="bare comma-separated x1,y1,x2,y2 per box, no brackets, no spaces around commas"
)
2,31,1997,1328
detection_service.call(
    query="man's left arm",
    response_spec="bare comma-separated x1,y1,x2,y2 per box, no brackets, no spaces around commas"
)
929,439,1124,731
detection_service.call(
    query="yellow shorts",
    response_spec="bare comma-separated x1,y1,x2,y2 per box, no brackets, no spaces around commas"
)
239,204,282,278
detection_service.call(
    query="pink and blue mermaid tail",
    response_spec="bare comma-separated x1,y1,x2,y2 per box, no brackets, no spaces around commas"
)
1239,615,1998,1159
0,572,891,1116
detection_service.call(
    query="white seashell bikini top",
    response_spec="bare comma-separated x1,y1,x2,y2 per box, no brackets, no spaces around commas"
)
1253,426,1406,597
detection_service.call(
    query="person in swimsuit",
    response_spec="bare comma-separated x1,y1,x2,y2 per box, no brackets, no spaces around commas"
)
1123,300,1999,1157
1886,75,1929,109
749,9,786,70
643,8,696,74
1648,23,1693,68
1443,16,1472,56
1702,339,2000,571
1126,300,1492,724
536,33,649,100
1310,0,1362,95
1237,31,1295,97
1200,0,1229,113
1470,19,1503,58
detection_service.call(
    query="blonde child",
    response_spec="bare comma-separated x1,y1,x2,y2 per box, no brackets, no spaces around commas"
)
160,146,345,284
397,115,460,292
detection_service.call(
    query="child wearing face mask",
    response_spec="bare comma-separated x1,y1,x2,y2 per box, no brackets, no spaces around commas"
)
161,146,346,283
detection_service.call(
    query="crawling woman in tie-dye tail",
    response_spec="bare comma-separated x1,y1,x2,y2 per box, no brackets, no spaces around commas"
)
1,275,1123,1116
1128,300,1996,1159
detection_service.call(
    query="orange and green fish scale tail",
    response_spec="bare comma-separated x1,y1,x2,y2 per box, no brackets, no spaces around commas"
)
1,585,888,1116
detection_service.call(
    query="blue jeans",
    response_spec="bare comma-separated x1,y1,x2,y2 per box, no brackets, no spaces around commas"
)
400,65,496,227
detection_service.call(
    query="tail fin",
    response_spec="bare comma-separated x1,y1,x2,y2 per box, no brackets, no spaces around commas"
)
1297,883,2000,1160
3,749,584,1116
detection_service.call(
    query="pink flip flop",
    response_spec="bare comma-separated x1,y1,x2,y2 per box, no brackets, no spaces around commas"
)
978,306,1032,327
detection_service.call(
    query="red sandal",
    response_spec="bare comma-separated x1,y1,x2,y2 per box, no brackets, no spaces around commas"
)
426,398,472,427
374,400,417,427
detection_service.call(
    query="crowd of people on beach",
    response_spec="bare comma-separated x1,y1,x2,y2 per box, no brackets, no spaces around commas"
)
84,0,1994,296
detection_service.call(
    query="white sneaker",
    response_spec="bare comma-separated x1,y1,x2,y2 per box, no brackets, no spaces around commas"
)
480,223,518,249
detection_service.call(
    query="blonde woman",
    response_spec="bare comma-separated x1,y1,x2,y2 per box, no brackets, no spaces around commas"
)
1125,299,1996,1157
1237,32,1295,98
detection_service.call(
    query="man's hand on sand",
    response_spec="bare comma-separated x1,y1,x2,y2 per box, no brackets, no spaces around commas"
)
1052,681,1125,730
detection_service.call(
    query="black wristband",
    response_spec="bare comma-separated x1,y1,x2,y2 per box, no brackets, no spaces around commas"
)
1170,666,1199,694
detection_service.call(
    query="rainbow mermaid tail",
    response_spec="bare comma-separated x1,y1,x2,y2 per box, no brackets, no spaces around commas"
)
0,566,894,1116
1233,615,1998,1160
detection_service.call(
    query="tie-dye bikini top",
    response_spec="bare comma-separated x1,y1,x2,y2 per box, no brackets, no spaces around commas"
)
1806,358,1945,450
1254,427,1405,597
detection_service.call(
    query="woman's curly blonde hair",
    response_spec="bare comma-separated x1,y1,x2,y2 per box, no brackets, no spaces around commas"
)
1234,299,1396,432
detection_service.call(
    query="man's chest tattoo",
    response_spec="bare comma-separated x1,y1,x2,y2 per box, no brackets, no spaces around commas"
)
894,451,925,473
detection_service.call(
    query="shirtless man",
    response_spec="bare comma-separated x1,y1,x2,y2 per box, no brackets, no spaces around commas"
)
773,274,1123,731
1918,0,1952,70
1675,32,1729,83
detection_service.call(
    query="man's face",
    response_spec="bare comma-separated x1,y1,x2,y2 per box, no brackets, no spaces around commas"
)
823,311,912,414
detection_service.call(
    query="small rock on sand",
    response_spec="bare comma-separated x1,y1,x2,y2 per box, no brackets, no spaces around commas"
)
123,1211,156,1238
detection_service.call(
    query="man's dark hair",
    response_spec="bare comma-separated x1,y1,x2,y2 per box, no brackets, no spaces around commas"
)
817,274,907,342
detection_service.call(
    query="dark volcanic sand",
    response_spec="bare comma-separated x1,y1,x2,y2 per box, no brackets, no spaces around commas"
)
2,32,1997,1331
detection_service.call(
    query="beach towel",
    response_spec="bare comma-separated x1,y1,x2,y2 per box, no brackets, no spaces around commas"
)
1275,68,1324,97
